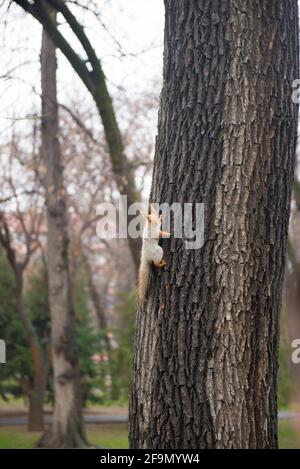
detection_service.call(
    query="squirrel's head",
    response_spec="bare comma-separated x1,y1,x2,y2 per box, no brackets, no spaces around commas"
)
145,205,161,226
147,213,160,225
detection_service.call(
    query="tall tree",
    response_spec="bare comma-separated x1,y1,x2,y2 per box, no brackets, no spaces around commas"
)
0,232,47,431
0,150,47,432
129,0,299,449
38,14,87,448
14,0,141,271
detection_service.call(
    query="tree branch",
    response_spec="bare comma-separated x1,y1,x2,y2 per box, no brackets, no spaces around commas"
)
46,0,101,76
14,0,93,92
0,213,17,272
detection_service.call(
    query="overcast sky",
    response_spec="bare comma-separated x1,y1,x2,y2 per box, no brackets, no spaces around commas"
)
0,0,165,124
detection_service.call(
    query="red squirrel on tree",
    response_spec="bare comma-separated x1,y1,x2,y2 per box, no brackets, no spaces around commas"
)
138,205,170,306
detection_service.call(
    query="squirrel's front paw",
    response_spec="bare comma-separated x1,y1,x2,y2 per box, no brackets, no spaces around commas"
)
154,259,167,268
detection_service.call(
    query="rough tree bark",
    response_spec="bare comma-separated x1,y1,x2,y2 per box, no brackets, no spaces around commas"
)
129,0,299,449
38,15,87,448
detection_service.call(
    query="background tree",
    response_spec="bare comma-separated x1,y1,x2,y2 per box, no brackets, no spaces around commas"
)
0,251,31,403
129,0,299,449
37,11,88,446
14,0,142,270
285,172,300,406
0,136,47,431
0,253,104,407
109,290,136,402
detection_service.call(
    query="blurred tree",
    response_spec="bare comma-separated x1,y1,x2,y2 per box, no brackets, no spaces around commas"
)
0,253,50,429
0,251,28,400
109,290,135,403
14,0,142,271
37,12,87,448
72,264,105,406
0,252,104,408
130,0,299,449
0,100,48,432
0,207,47,431
285,175,300,406
278,308,294,410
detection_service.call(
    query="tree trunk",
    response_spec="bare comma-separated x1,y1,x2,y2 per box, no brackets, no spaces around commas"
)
129,0,299,449
15,274,45,432
82,252,111,352
28,385,44,432
38,14,87,448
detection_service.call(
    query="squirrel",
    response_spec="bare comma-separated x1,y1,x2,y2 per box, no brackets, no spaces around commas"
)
138,205,170,306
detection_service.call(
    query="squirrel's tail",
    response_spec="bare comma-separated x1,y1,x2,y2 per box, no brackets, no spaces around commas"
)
137,255,149,307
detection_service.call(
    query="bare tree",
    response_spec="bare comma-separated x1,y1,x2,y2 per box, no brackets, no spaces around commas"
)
0,136,48,431
14,0,142,270
37,12,87,448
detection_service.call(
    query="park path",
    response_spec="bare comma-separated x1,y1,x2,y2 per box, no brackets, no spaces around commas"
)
0,414,127,426
0,411,299,426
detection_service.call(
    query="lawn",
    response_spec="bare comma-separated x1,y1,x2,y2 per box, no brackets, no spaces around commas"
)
278,421,300,449
0,421,298,449
0,423,128,449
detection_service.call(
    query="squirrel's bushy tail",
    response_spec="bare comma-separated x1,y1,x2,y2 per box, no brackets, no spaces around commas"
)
137,255,149,307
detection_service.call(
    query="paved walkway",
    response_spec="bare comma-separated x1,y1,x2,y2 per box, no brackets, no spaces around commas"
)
0,411,298,426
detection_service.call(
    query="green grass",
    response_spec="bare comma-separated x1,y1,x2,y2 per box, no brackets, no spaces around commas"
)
0,426,38,449
0,421,298,449
88,423,128,449
0,423,128,449
279,421,300,449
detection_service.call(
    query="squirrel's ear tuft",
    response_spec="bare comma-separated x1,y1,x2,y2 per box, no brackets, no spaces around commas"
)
151,204,158,215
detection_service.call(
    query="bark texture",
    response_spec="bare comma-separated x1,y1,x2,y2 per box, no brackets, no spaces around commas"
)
38,15,87,448
129,0,299,449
